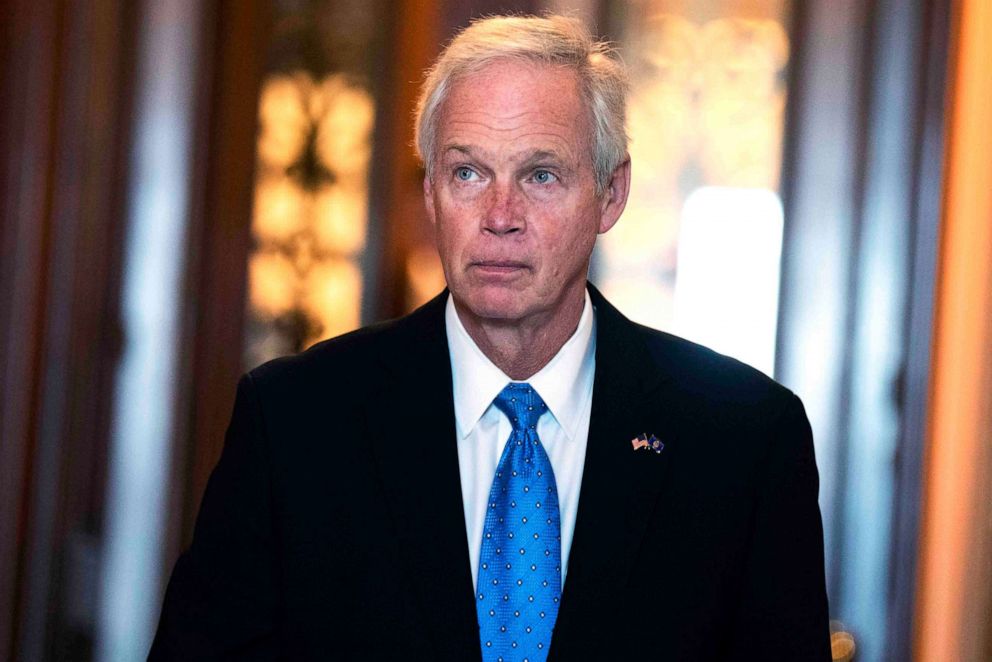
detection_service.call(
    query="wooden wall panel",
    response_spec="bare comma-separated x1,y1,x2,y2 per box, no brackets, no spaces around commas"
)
0,0,136,658
175,0,272,554
0,2,62,656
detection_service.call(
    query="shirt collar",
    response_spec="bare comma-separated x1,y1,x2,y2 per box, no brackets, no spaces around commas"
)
445,290,596,441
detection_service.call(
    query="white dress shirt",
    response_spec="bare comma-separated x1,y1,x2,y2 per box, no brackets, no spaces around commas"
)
445,291,596,590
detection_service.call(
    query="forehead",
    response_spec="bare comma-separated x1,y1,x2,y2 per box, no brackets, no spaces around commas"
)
437,60,591,162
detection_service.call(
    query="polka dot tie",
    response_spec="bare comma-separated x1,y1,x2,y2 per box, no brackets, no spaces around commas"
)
476,383,561,662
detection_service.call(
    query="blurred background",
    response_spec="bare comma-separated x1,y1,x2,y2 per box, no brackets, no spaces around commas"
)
1,0,990,660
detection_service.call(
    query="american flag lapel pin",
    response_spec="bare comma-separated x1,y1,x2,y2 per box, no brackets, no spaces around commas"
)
631,432,664,454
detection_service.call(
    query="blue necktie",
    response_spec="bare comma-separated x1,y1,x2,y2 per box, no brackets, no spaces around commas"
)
476,383,562,662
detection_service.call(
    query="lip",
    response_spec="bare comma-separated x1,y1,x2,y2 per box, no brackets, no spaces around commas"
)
470,260,530,274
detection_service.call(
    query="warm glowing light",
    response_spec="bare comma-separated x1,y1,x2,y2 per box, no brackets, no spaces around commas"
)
313,184,368,254
698,19,788,187
248,251,298,318
405,246,447,308
829,620,857,662
831,632,856,662
316,78,375,175
600,204,681,264
596,13,790,339
626,15,789,187
252,175,309,242
303,259,362,343
635,14,698,83
672,186,784,375
257,74,312,168
699,19,789,101
599,279,674,332
247,70,376,353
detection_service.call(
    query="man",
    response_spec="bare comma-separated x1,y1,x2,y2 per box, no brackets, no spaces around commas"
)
150,15,830,661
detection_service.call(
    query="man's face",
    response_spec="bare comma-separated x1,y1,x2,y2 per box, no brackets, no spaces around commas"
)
424,60,629,329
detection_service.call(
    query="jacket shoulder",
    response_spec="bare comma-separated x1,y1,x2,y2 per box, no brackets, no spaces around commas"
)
633,322,796,409
249,317,400,390
246,292,447,399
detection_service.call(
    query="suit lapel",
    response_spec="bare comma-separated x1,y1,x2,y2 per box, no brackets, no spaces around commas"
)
362,287,682,657
551,285,679,651
363,293,481,659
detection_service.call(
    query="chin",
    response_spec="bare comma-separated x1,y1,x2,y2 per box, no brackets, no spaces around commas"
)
455,285,532,323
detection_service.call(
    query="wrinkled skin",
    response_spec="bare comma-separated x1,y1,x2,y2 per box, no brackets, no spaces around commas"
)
424,59,630,377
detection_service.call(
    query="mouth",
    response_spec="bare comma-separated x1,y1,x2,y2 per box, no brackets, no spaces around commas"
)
469,260,530,278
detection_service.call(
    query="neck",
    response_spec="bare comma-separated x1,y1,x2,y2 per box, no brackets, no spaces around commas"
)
455,286,586,381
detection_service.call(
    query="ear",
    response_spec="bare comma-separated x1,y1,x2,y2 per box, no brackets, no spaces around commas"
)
597,157,631,234
423,173,437,225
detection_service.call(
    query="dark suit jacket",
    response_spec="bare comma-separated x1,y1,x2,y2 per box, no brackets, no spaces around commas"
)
150,286,831,661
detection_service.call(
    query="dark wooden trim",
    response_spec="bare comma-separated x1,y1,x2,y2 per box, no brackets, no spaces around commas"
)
0,0,138,657
367,0,443,321
175,0,273,551
23,0,137,655
0,2,63,658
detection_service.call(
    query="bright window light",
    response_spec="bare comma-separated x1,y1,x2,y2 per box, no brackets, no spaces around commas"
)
673,187,784,376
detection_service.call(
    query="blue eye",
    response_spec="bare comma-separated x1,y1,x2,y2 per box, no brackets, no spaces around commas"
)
532,169,557,184
455,167,476,181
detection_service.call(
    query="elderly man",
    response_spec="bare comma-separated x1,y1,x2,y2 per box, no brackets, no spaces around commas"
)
151,14,830,662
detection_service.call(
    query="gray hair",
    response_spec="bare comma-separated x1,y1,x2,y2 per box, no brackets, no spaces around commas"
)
414,14,629,194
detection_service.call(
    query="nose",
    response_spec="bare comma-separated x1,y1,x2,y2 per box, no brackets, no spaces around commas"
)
481,182,524,236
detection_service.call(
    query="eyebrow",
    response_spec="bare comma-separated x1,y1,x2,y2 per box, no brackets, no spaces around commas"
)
441,144,478,159
518,150,568,169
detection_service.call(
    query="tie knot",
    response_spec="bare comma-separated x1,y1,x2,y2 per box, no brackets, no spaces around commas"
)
493,382,548,433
